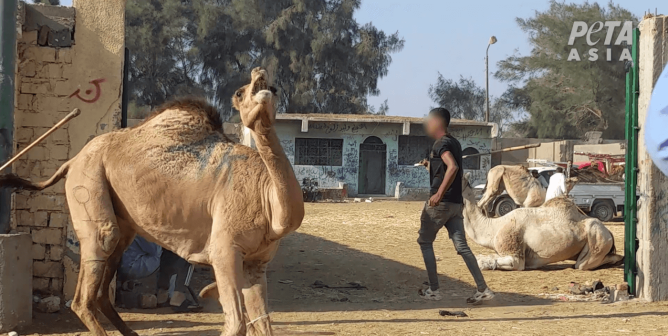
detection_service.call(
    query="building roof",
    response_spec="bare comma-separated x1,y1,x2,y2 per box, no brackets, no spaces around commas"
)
275,113,494,127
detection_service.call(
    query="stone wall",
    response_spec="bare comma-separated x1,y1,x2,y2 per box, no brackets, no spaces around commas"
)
10,0,126,299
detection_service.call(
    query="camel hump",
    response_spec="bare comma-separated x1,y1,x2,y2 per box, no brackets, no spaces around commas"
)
137,97,224,131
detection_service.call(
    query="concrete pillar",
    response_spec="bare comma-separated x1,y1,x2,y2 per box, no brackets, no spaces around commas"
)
0,233,32,332
635,15,668,301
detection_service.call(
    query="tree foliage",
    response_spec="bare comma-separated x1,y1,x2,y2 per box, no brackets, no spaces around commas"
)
495,1,637,139
428,74,517,136
32,0,60,5
125,0,404,120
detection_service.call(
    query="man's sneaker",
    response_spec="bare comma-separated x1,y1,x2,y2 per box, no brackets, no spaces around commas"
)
466,288,495,305
420,288,442,301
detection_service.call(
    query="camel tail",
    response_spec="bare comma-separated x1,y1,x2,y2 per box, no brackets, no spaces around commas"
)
0,160,71,191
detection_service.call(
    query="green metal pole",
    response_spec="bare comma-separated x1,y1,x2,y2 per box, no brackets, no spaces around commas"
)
624,28,640,295
0,0,17,234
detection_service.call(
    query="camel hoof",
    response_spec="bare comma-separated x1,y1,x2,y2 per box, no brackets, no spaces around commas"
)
478,258,497,270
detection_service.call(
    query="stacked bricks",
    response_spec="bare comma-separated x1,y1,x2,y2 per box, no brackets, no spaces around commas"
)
11,29,74,296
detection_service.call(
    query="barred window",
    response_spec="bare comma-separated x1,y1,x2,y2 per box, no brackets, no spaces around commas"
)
398,136,432,165
462,147,480,170
295,138,343,166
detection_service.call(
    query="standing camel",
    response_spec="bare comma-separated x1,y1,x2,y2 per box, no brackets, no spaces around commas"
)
476,165,546,211
461,175,622,271
0,68,303,336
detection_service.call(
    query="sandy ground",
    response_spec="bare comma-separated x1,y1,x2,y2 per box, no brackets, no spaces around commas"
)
17,201,668,336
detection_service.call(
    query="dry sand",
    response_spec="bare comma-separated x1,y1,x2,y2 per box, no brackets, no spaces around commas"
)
19,201,668,336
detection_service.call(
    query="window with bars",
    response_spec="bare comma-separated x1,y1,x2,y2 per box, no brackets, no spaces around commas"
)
295,138,344,166
398,136,432,165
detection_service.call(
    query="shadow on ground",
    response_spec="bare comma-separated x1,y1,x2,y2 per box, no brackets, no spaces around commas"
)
20,232,553,335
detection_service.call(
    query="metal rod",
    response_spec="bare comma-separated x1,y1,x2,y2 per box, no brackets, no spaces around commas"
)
462,143,541,158
0,108,81,172
485,44,490,123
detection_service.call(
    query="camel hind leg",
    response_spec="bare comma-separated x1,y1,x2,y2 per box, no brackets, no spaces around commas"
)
574,219,616,270
66,159,125,335
96,225,138,336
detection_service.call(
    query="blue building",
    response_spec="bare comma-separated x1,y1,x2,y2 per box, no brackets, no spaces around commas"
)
243,114,497,197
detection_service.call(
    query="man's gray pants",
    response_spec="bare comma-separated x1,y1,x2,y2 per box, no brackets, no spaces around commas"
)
418,201,487,292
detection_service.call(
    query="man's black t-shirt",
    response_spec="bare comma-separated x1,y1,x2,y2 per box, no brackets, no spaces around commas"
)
429,135,463,204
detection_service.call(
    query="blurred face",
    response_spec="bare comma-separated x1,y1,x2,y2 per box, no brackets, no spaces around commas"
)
424,114,445,139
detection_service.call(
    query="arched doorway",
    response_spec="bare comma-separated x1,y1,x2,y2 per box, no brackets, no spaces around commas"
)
358,136,386,195
462,147,481,170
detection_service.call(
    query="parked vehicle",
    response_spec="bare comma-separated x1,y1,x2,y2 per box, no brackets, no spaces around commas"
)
475,167,624,221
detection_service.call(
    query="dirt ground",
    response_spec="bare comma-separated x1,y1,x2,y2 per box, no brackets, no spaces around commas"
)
18,201,668,336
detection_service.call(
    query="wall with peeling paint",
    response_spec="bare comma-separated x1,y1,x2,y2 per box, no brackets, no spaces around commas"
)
275,119,494,196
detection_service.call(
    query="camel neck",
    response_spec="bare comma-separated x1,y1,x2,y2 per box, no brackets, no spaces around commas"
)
462,196,498,248
250,128,304,232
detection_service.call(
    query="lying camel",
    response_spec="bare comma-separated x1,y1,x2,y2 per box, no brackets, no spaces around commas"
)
477,165,546,210
461,175,623,271
0,68,303,336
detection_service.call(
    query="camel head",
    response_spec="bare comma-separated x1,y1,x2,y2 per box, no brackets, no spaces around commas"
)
232,67,278,133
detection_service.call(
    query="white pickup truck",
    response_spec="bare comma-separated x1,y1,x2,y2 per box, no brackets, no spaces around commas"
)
475,167,625,221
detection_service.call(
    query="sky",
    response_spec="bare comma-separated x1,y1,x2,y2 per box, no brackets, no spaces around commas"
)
353,0,663,118
60,0,661,118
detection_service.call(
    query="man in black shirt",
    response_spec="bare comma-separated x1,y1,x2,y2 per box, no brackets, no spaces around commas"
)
418,108,494,304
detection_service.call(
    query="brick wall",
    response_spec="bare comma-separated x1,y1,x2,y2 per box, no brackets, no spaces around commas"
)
11,29,74,296
9,1,126,300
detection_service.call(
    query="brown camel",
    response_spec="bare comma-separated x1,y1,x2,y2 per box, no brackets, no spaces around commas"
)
0,68,303,336
477,165,547,211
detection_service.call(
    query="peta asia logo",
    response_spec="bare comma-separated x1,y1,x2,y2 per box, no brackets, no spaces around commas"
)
567,21,634,62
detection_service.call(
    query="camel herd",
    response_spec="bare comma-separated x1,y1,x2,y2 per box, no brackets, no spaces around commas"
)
0,68,622,336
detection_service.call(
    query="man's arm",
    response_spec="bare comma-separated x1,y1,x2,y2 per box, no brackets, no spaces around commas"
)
429,151,459,206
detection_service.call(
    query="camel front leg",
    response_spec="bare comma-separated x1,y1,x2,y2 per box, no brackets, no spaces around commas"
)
243,261,273,336
212,242,246,336
478,254,525,271
493,255,525,271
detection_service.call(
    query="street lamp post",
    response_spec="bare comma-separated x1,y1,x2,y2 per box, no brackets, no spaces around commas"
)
485,36,497,123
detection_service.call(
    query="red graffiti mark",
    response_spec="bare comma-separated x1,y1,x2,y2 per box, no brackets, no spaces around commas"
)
69,78,106,103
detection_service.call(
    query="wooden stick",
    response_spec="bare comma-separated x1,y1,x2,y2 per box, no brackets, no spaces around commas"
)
462,143,541,158
0,108,81,172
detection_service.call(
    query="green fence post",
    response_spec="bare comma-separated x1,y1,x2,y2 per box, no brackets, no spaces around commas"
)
623,28,640,295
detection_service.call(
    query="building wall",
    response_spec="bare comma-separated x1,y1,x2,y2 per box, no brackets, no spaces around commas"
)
275,120,493,196
10,0,125,299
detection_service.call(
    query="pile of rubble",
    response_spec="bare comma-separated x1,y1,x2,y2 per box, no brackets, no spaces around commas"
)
540,280,631,303
571,163,625,183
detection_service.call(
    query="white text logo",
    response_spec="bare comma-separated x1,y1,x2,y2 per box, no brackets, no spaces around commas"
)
567,21,633,62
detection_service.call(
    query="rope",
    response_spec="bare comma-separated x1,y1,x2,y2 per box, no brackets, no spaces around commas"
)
246,312,271,326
